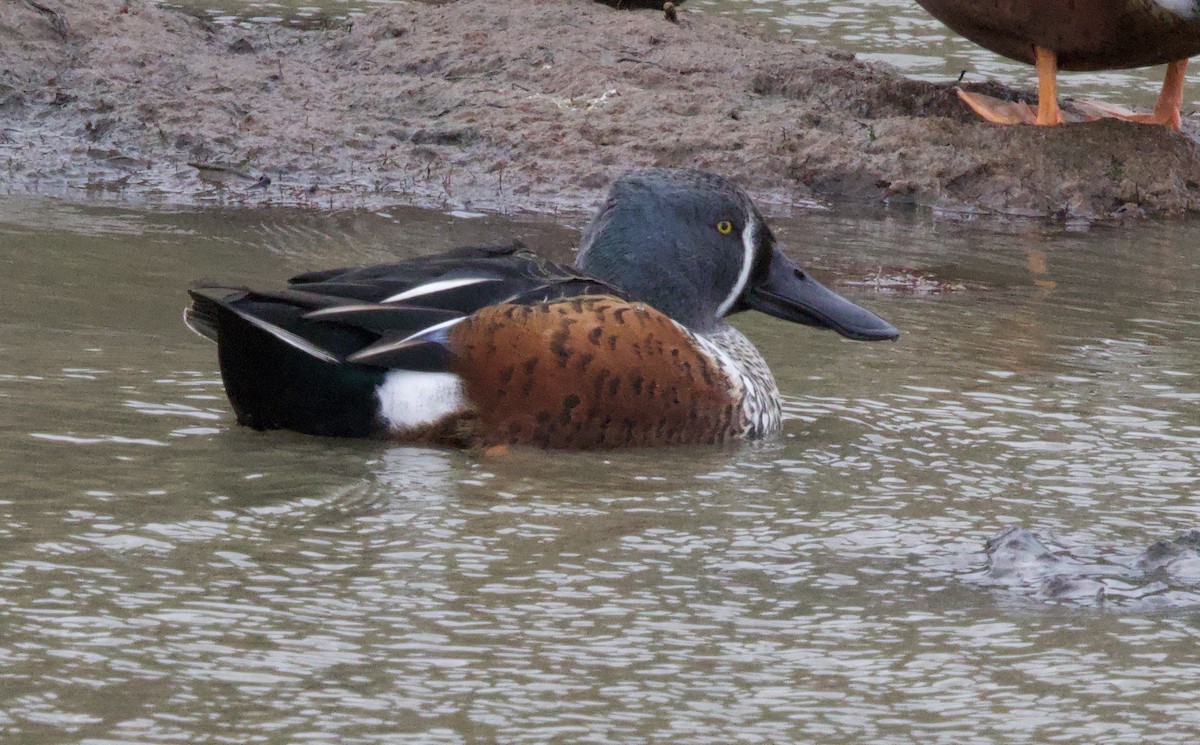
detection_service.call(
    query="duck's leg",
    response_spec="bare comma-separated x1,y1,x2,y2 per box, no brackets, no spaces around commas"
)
957,48,1192,129
956,46,1062,125
1129,59,1187,130
1033,47,1064,125
1059,59,1188,129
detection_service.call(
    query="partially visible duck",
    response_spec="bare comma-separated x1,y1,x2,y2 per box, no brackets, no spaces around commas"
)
913,0,1200,128
593,0,683,9
185,168,898,449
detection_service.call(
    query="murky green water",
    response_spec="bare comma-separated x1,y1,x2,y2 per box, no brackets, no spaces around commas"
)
5,195,1200,743
6,0,1200,742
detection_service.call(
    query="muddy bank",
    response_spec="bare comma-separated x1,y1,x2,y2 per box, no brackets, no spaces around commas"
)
4,0,1200,219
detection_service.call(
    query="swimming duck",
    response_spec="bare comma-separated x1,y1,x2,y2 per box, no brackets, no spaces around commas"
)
913,0,1200,128
185,168,898,448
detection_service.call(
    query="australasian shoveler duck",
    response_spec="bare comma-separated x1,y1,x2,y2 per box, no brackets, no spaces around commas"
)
185,169,898,449
913,0,1200,128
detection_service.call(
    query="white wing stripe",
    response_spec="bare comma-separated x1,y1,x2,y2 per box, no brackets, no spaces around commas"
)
303,303,390,319
346,317,467,364
231,308,340,364
399,316,467,344
382,277,499,304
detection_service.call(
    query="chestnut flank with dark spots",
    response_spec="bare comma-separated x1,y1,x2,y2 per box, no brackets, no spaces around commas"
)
449,297,739,448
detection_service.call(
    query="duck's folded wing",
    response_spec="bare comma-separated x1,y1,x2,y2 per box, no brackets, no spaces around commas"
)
186,244,627,372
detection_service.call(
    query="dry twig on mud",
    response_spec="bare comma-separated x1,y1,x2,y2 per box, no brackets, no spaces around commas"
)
23,0,68,40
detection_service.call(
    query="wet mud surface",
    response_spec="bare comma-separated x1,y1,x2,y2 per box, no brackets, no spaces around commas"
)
4,0,1200,219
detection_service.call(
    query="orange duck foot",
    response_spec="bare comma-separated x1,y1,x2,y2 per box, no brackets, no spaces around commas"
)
956,90,1183,130
956,55,1188,131
957,89,1054,125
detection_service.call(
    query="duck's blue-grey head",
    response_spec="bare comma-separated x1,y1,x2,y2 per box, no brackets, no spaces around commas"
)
576,168,899,340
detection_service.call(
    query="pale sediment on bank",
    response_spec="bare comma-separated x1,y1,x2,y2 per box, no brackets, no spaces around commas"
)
3,0,1200,219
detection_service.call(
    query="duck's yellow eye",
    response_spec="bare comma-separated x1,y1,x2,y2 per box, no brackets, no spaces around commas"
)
716,220,734,235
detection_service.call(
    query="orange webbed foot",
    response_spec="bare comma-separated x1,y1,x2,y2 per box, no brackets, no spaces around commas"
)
957,89,1045,125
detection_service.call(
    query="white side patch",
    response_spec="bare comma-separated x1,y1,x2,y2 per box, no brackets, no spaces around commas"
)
715,218,758,318
376,370,465,433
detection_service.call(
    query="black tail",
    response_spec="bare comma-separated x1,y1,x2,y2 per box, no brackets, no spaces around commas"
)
187,290,387,437
183,292,221,342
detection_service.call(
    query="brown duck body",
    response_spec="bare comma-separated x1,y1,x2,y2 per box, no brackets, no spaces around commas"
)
447,297,757,449
915,0,1200,70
